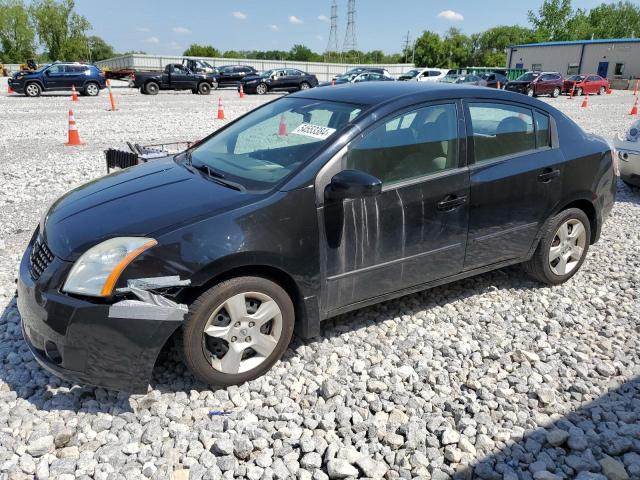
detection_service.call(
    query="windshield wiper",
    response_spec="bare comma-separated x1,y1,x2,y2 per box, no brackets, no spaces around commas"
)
190,162,245,192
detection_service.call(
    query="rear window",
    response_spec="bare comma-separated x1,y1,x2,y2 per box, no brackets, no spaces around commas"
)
468,103,535,162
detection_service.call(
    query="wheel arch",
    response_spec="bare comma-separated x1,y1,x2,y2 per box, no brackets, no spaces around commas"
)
554,197,598,244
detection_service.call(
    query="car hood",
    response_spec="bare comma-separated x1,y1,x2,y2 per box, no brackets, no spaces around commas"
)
241,75,265,83
42,158,256,261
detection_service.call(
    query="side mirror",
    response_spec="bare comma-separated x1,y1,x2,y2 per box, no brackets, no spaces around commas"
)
325,170,382,200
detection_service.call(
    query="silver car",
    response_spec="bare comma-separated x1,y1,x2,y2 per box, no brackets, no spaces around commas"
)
614,120,640,187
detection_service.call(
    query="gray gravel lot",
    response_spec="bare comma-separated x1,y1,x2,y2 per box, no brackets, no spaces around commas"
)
0,77,639,480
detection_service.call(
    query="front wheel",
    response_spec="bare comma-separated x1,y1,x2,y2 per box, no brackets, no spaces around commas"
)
598,86,606,95
25,82,42,97
552,87,560,98
576,87,583,96
527,88,535,97
198,82,211,95
181,277,295,386
523,208,590,285
84,82,100,96
255,83,268,95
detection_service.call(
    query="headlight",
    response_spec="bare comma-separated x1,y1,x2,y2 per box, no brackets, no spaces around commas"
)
62,237,157,297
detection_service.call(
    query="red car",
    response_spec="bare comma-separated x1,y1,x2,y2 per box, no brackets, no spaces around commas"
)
563,74,609,96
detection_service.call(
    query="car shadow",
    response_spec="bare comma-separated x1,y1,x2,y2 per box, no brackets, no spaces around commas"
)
454,375,640,480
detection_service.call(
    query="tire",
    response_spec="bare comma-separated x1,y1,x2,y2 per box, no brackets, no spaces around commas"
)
24,82,42,97
145,82,159,95
552,87,560,98
83,82,100,97
576,87,583,96
299,81,311,91
523,208,591,285
527,88,535,97
181,276,295,387
198,82,211,95
191,88,198,94
256,83,268,95
598,86,606,95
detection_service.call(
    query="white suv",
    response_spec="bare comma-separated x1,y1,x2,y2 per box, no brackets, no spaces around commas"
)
398,68,454,82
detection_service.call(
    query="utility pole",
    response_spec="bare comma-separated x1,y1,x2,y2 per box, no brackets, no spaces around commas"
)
343,0,358,61
325,0,339,61
402,31,411,64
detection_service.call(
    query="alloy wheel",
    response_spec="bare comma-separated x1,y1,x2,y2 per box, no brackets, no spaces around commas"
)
86,84,99,96
548,219,587,276
256,84,267,95
202,292,283,374
300,82,310,90
26,84,40,97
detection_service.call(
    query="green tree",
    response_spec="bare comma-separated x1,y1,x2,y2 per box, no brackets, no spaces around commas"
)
87,35,113,61
528,0,575,41
0,0,35,63
474,25,535,66
582,1,640,39
183,44,220,57
30,0,91,61
222,50,242,59
288,44,315,62
413,31,444,67
441,28,473,68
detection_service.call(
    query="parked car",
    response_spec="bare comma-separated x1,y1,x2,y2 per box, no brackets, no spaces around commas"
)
17,82,616,392
439,74,485,86
8,62,106,97
613,119,640,188
182,59,217,75
317,71,394,87
130,64,217,95
240,69,318,95
214,65,258,88
398,67,454,82
334,67,392,80
505,71,564,97
563,74,610,96
480,72,508,89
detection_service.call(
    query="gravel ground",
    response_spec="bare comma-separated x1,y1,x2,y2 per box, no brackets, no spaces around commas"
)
0,77,639,480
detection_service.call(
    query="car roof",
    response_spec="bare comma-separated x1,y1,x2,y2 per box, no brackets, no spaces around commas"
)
292,81,555,109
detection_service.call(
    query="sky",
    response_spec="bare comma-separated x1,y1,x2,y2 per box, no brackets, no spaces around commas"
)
74,0,615,55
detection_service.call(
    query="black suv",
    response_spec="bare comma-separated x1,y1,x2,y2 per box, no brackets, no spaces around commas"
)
9,62,106,97
18,83,615,392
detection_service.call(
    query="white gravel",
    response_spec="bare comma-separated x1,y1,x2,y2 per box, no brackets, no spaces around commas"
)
0,77,639,480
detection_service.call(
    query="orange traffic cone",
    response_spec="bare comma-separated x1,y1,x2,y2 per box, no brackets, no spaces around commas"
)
630,97,638,116
106,79,116,111
239,84,245,98
64,109,83,146
568,84,575,99
7,84,14,95
278,114,287,136
217,97,225,120
71,85,79,102
580,94,589,108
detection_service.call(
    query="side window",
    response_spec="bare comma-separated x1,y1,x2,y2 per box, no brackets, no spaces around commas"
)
286,69,301,76
468,103,535,162
346,103,459,186
48,65,64,74
534,111,550,149
429,71,441,77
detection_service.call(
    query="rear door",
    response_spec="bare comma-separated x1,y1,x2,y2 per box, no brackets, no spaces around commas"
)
319,101,470,311
62,65,85,90
285,69,303,89
463,100,563,270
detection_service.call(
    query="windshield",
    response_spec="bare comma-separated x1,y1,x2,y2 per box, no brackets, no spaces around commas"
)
260,70,274,78
568,75,585,81
440,75,459,83
403,69,420,78
516,72,539,82
186,97,363,191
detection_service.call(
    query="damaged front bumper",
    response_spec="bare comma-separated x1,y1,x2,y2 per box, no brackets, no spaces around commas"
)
17,245,184,393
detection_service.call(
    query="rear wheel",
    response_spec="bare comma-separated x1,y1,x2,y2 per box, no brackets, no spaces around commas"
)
552,87,560,98
523,208,590,285
181,277,294,386
198,82,211,95
598,86,606,95
299,81,311,91
145,82,159,95
256,83,268,95
576,87,583,96
25,82,41,97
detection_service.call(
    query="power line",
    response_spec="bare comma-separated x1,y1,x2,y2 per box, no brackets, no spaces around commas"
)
343,0,357,53
325,0,339,54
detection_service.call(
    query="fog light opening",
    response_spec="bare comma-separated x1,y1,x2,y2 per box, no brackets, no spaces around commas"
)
44,341,62,365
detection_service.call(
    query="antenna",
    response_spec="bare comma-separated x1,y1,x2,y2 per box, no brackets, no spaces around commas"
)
326,0,339,55
343,0,357,54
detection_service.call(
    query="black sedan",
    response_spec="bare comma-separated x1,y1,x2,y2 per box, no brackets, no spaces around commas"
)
317,71,394,87
240,68,318,95
18,82,616,391
213,65,258,88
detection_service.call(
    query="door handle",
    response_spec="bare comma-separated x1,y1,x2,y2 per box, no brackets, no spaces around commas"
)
437,195,467,211
538,168,560,183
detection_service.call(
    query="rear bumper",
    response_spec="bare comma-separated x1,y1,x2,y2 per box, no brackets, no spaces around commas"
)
17,239,181,393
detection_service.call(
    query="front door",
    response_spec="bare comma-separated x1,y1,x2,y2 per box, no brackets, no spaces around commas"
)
463,100,563,270
170,65,192,89
597,62,609,79
319,101,470,312
43,64,65,90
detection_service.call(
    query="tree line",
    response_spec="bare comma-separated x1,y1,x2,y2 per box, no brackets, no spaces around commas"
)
1,0,639,68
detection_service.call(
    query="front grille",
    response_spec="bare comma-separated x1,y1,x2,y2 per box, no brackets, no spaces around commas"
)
29,235,54,281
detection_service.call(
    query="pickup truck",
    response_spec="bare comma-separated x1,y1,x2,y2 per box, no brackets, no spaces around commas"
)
131,63,217,95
